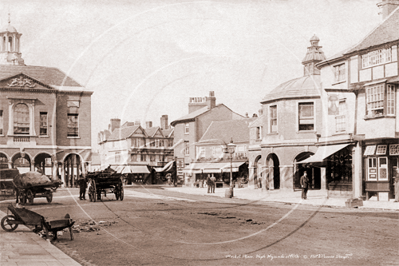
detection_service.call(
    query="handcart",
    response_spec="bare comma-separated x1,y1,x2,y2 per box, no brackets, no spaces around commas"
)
1,204,75,240
86,167,124,202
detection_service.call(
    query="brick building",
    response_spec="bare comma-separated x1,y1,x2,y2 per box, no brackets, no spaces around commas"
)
0,20,92,187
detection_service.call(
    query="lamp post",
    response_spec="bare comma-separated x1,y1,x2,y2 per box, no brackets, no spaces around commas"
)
225,139,236,198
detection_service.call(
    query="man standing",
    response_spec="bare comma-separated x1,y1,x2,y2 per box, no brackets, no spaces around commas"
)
206,174,211,193
78,176,87,200
210,174,216,193
300,171,309,200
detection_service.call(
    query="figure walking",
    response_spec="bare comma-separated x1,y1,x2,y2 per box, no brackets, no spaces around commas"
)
300,171,309,200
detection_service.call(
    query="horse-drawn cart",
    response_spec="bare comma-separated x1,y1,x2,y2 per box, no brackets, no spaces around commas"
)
13,172,62,204
86,167,124,202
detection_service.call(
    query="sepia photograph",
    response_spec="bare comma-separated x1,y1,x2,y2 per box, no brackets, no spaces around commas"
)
0,0,398,265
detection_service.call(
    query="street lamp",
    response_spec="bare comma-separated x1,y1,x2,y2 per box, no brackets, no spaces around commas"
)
225,139,236,198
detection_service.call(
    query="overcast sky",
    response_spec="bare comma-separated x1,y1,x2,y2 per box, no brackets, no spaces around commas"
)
1,0,382,150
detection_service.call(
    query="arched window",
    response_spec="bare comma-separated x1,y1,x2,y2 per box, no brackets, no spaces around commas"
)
14,103,30,135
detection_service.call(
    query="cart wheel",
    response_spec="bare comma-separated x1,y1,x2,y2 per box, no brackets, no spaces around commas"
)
26,189,34,204
46,191,53,203
19,193,27,204
89,180,96,202
1,215,19,232
69,226,74,240
120,189,124,201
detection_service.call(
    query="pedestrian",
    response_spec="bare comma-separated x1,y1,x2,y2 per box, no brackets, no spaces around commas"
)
394,167,399,202
206,174,211,193
210,174,216,193
78,176,87,200
300,171,309,200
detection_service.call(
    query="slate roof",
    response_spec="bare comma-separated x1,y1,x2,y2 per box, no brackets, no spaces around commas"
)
108,125,141,141
199,119,255,144
345,6,399,55
145,127,161,138
0,65,82,87
170,106,209,126
162,128,174,137
261,75,321,103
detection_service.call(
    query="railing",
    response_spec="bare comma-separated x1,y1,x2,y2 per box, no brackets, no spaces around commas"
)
13,136,30,142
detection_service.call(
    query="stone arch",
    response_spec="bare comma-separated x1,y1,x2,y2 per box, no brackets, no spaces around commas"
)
0,152,9,169
63,153,84,187
253,155,262,188
265,153,280,190
11,151,32,174
33,152,53,176
293,151,321,190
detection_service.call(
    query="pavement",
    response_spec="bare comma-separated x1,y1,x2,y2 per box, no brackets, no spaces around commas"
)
1,186,398,266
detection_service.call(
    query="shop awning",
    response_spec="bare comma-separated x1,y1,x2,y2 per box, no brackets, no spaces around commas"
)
182,161,246,174
117,165,151,174
155,161,175,173
298,144,350,164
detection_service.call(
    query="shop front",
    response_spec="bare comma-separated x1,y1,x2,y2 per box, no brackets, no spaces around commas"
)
182,161,248,188
363,143,398,201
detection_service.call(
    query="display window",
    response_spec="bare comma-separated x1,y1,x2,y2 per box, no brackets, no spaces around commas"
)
367,156,388,181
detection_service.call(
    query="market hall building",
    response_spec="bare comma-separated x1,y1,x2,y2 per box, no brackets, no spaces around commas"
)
0,20,93,187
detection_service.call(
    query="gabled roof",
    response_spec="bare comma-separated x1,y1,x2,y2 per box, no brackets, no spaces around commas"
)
199,118,254,144
145,126,163,138
0,65,82,87
170,103,244,126
249,115,264,128
162,128,174,138
108,125,142,141
261,75,321,103
344,6,399,55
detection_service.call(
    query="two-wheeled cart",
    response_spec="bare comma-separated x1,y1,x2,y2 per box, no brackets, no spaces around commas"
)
1,204,75,241
14,181,62,205
86,169,124,202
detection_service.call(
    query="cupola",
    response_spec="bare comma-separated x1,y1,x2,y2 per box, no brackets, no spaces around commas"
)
0,14,25,65
302,35,326,76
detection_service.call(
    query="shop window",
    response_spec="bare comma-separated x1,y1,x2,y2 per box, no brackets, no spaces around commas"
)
184,123,189,134
367,157,388,181
367,157,377,180
334,63,346,83
335,100,347,133
40,112,48,136
269,105,277,133
366,83,396,118
67,114,79,137
14,103,29,135
298,102,314,131
0,110,3,135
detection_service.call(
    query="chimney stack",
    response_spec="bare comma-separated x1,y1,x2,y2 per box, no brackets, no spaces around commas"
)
207,91,216,109
110,118,121,132
135,120,141,126
377,0,399,19
146,121,153,128
160,115,168,129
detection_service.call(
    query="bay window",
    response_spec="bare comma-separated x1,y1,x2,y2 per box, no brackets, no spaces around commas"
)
335,100,347,133
366,83,395,118
362,48,392,68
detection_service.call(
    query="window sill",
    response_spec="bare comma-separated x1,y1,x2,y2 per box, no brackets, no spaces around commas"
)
332,132,348,136
296,130,317,134
364,115,395,120
39,135,49,138
67,136,80,139
332,80,346,86
267,132,278,135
